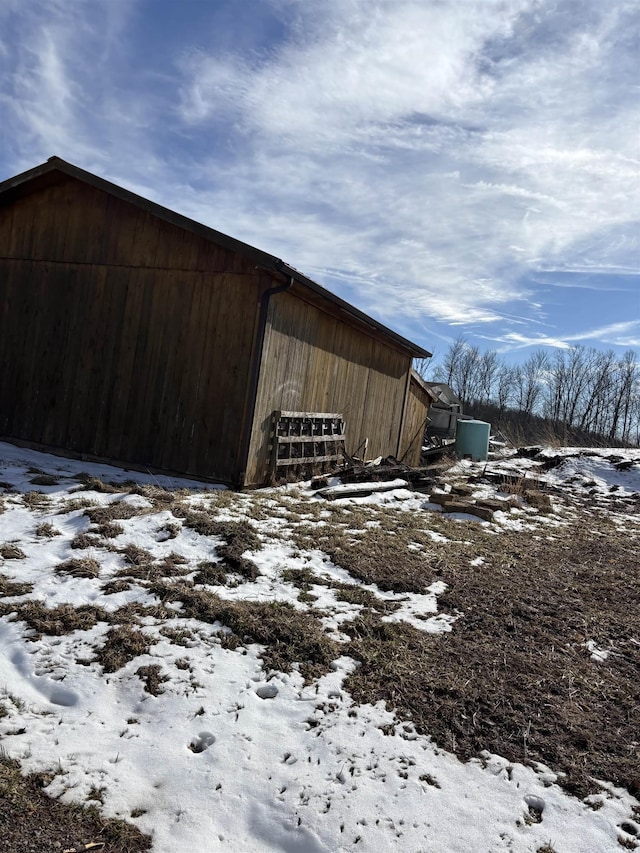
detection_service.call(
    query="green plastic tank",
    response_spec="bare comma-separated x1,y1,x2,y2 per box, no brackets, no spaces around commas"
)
455,419,491,462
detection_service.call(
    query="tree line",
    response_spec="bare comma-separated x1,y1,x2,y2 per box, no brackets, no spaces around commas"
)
419,340,640,446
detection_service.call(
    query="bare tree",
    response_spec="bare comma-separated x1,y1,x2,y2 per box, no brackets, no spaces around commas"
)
435,337,467,388
578,350,616,435
514,350,549,416
431,337,639,444
413,356,433,380
496,364,516,412
609,350,638,442
477,350,500,405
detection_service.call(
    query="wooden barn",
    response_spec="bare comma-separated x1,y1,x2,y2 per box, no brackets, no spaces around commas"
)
0,157,431,486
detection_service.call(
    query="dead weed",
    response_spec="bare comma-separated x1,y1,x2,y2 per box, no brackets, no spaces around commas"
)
0,753,151,852
151,581,337,681
55,558,101,579
0,542,26,560
173,508,262,580
343,509,640,800
0,601,106,636
95,625,150,673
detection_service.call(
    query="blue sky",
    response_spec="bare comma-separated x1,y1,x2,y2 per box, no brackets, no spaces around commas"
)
1,0,638,364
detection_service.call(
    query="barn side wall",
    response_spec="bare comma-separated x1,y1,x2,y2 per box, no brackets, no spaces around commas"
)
399,373,431,467
0,176,262,483
244,289,412,486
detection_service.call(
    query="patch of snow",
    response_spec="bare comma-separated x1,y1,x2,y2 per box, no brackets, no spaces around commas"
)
585,640,610,663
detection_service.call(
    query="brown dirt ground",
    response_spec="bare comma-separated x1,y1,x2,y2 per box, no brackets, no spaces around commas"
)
343,500,640,801
0,754,151,853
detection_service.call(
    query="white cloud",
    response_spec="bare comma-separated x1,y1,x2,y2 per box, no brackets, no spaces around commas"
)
172,0,639,329
491,319,640,352
0,0,157,175
493,332,573,351
569,319,640,348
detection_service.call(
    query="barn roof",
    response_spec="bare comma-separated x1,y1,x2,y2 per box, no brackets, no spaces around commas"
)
0,156,431,359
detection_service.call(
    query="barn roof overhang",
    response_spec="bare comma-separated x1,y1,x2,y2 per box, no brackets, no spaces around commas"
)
0,156,431,359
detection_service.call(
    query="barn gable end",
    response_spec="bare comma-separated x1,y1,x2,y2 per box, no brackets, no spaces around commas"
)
0,171,263,483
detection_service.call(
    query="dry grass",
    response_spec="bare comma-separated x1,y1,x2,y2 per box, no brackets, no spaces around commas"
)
134,484,180,504
151,581,337,681
28,474,59,486
192,560,228,586
74,473,126,493
0,752,151,852
74,476,179,506
84,502,144,525
157,521,181,540
332,583,400,613
2,460,638,844
292,509,453,593
71,532,105,550
159,625,195,646
102,579,132,595
119,544,154,567
22,491,50,509
0,542,26,560
59,496,98,514
95,625,150,673
343,508,640,800
55,558,101,579
34,522,62,538
174,507,262,580
115,546,191,583
0,601,106,636
281,567,329,590
109,602,168,624
136,664,168,695
92,521,125,538
0,574,33,597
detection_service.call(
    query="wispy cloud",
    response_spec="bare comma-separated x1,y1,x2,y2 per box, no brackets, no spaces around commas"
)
0,0,165,178
173,0,639,327
491,319,640,352
570,319,640,348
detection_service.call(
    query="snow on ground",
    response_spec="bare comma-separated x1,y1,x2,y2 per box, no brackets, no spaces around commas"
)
0,441,638,852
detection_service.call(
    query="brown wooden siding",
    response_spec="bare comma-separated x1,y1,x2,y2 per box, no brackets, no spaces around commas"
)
245,289,412,485
0,176,262,483
399,373,431,467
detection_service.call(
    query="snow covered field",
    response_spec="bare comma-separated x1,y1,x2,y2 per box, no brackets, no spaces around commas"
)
0,441,638,852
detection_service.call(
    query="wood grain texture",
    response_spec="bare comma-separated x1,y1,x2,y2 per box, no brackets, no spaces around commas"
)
399,373,431,466
245,290,413,485
0,175,261,483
